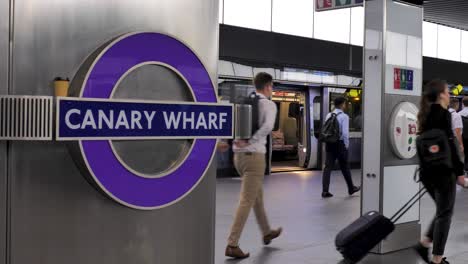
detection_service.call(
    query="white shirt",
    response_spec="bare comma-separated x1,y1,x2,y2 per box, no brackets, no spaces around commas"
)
325,109,350,149
449,108,463,134
459,107,468,118
233,93,277,154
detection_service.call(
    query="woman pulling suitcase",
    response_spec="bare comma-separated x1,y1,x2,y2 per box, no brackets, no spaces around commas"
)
413,79,465,264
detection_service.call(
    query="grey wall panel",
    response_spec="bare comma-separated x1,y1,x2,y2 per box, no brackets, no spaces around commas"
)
387,1,423,37
0,0,8,263
10,142,216,263
8,0,218,263
12,0,219,96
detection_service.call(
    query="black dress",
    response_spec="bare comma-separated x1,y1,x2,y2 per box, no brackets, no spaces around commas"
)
418,103,463,256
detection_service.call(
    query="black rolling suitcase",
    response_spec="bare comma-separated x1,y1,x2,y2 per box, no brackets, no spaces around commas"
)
335,187,426,263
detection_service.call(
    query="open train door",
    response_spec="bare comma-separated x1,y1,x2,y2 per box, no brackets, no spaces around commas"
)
303,87,322,169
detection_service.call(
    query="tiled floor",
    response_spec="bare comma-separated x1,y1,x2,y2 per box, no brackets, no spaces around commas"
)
215,170,468,264
271,160,304,173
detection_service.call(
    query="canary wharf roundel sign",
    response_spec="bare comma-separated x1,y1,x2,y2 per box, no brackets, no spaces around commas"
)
62,32,233,210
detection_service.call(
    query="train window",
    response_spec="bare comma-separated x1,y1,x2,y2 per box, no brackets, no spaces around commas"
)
218,82,256,104
351,102,362,131
274,102,281,131
232,85,256,104
218,82,232,102
298,104,304,144
313,96,321,139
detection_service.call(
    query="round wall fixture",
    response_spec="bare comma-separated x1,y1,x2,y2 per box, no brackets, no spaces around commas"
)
389,102,419,160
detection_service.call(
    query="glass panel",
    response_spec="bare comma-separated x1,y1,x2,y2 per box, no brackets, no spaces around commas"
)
386,31,407,67
274,102,281,131
314,8,351,44
230,83,256,104
272,0,313,38
224,0,272,31
218,82,232,102
350,101,362,132
313,96,321,139
219,0,224,23
461,31,468,63
350,7,364,46
423,22,438,58
437,25,461,62
407,36,422,69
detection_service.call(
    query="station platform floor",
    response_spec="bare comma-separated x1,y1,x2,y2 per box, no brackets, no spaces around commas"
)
215,170,468,264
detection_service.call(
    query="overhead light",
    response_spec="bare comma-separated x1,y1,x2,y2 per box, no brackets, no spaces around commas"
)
452,84,463,95
348,89,361,98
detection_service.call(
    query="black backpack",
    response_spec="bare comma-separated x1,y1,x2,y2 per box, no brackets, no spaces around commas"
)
320,112,342,143
462,116,468,140
242,92,264,136
416,129,452,170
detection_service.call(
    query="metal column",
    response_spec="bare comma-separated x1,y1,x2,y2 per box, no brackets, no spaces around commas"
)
3,0,219,264
0,0,8,262
362,0,423,253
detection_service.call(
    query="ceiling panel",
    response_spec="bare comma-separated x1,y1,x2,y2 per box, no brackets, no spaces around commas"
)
424,0,468,31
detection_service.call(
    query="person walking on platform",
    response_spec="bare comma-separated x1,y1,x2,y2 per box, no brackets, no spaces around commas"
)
459,96,468,172
225,72,282,259
448,98,464,155
321,97,361,198
413,80,465,264
448,98,468,188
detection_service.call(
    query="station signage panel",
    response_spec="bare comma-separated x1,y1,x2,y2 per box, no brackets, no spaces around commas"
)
60,32,233,210
57,98,233,140
316,0,363,11
393,68,414,91
0,32,235,210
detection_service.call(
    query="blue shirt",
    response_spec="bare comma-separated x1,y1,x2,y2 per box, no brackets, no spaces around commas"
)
325,109,349,149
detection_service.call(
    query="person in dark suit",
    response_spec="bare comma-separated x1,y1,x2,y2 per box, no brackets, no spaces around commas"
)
321,97,361,198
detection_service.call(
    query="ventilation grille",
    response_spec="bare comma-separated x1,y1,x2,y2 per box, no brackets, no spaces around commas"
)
0,96,53,140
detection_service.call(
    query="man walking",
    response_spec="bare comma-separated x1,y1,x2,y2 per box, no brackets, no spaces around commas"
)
459,97,468,171
448,98,464,155
225,72,282,259
321,97,361,198
448,98,468,188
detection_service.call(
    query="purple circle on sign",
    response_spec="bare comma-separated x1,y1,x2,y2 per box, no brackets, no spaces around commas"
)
79,32,217,209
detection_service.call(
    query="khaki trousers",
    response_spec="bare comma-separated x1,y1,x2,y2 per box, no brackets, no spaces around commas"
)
227,152,271,247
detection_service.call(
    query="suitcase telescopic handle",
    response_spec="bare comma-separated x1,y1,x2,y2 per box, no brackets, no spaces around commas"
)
389,187,427,223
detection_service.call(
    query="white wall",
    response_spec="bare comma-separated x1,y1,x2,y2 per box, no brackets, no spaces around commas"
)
220,1,468,63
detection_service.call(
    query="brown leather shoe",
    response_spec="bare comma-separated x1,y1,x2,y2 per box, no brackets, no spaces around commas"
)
263,227,283,245
225,246,250,259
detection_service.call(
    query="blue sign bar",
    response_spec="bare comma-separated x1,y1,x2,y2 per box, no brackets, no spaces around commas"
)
56,98,233,140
